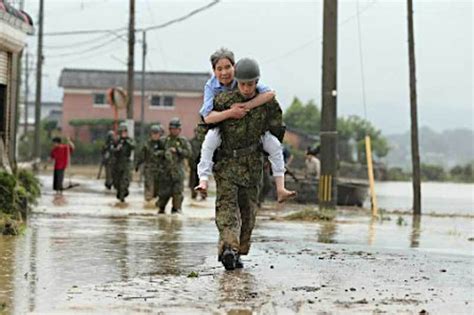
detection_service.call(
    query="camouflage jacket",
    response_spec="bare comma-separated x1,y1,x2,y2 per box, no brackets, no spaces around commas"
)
113,136,135,168
135,139,162,172
156,135,192,182
213,91,283,187
101,138,115,163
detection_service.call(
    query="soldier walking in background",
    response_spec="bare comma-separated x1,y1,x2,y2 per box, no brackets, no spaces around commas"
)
113,123,135,203
101,130,116,190
189,127,206,200
156,118,192,214
135,124,164,202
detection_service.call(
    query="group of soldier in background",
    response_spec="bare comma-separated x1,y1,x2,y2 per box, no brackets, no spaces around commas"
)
100,117,202,214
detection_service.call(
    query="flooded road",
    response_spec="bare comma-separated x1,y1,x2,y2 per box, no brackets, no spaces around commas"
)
0,175,473,314
371,181,474,215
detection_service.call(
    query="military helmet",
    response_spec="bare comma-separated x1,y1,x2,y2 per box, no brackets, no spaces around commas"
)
118,122,128,132
150,124,163,134
106,130,115,140
234,58,260,82
169,117,181,128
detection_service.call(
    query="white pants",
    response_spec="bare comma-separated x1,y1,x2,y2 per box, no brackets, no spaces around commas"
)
197,128,285,181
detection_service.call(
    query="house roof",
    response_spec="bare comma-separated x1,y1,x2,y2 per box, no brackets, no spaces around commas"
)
59,68,210,93
0,1,34,34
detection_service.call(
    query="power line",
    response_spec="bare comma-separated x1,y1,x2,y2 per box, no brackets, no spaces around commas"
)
43,33,113,50
42,0,220,36
356,0,369,121
262,0,378,64
47,35,123,58
142,0,219,32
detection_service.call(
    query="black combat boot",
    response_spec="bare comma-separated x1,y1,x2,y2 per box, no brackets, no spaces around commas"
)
157,208,165,214
235,255,244,269
221,246,237,271
171,208,182,214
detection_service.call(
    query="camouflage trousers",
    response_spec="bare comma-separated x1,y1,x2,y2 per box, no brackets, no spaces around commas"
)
189,166,199,199
156,178,184,210
104,161,114,188
215,177,258,259
113,164,131,201
144,168,160,201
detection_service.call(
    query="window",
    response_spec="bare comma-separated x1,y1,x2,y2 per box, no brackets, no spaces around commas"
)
163,96,174,107
151,95,161,107
150,95,174,108
94,93,107,106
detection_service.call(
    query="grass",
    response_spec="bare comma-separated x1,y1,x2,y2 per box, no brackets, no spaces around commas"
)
285,208,336,222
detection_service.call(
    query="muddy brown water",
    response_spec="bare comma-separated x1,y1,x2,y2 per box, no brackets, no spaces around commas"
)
0,176,473,314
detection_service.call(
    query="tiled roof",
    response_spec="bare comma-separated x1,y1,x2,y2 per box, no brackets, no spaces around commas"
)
59,68,210,92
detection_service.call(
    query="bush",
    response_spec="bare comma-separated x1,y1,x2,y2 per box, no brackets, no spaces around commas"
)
0,172,17,214
386,167,410,181
0,170,41,218
16,169,41,206
72,140,105,164
421,163,447,181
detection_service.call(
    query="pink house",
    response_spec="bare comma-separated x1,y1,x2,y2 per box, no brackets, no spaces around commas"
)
58,68,210,141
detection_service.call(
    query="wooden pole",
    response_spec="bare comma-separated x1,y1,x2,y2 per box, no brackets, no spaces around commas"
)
140,31,146,144
319,0,338,210
407,0,421,215
126,0,135,137
365,135,378,217
33,0,44,163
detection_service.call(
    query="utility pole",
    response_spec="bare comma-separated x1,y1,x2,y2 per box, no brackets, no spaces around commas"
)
140,30,146,144
126,0,135,138
319,0,338,210
24,51,29,136
33,0,44,162
407,0,421,215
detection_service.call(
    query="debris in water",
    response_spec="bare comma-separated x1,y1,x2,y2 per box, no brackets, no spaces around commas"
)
187,271,199,278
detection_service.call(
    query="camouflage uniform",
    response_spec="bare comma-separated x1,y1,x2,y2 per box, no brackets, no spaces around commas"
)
102,134,116,189
135,139,163,201
113,136,135,201
212,90,283,259
156,135,192,212
188,130,204,199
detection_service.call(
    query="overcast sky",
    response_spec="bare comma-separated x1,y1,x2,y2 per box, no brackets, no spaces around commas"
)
20,0,473,134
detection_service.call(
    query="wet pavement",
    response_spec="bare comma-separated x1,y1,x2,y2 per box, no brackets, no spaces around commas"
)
0,175,473,314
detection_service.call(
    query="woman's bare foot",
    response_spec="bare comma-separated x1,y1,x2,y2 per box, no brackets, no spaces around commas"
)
277,189,297,203
194,181,208,198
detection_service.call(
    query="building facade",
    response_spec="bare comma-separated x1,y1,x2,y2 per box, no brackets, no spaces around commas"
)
59,69,209,142
0,1,33,171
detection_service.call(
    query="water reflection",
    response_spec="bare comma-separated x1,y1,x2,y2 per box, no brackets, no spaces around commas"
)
368,217,377,245
218,270,257,304
410,215,422,248
153,216,183,275
317,221,337,244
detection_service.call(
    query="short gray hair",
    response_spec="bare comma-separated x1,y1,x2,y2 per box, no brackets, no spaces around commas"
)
210,48,235,69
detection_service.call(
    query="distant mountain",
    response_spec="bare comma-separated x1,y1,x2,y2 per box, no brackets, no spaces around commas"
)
383,127,474,170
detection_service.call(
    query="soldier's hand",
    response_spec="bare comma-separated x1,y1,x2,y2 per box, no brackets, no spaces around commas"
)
229,104,247,119
169,147,177,153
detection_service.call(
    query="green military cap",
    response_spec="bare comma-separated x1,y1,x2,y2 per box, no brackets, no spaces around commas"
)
235,58,260,82
150,124,163,134
118,122,128,132
169,117,181,128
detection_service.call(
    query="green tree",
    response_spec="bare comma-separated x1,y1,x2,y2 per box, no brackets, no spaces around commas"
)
450,162,473,182
283,97,321,135
283,98,389,163
421,163,447,181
